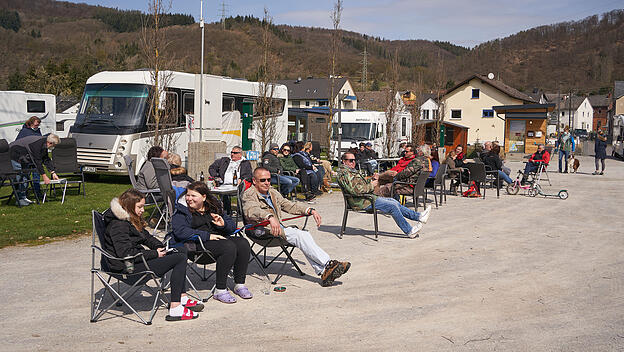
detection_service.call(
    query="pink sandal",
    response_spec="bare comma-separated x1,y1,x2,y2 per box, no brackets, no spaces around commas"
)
213,290,237,304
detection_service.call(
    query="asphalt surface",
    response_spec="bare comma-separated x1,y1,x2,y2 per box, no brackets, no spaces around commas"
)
0,155,622,351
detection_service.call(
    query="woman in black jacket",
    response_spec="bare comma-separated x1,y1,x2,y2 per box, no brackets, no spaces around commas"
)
171,181,252,304
104,188,202,321
481,144,513,185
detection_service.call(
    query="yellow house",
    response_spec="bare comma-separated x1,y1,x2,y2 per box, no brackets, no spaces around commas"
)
441,74,537,145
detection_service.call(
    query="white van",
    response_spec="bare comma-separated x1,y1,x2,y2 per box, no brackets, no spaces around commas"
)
0,91,56,142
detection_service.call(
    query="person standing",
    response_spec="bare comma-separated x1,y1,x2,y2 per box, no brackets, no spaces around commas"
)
15,116,43,199
557,127,575,173
593,130,607,175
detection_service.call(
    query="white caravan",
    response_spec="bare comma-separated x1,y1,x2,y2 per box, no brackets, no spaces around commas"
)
0,91,56,142
69,70,288,174
330,110,411,160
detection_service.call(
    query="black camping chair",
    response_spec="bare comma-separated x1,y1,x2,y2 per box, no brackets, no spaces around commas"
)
337,182,379,240
238,181,309,284
425,163,448,208
391,170,429,211
150,158,177,235
464,163,487,199
123,155,163,221
0,139,39,207
90,210,169,325
51,138,85,197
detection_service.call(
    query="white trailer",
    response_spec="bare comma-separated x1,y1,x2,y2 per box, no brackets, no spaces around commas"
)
69,70,288,174
0,91,56,142
329,110,411,160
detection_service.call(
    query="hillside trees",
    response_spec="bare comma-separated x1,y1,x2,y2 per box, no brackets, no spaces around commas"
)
0,9,20,32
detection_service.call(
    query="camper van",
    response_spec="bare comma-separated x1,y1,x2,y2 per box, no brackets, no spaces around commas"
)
69,70,288,174
329,110,411,160
0,91,57,142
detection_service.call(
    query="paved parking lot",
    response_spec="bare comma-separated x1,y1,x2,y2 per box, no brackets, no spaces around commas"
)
0,155,622,351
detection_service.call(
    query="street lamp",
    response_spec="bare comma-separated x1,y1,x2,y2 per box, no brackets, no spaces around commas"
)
199,0,205,141
337,93,347,161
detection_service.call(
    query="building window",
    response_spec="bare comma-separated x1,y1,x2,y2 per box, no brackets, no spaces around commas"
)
291,100,300,108
433,110,438,119
422,110,429,119
27,100,45,113
319,101,328,107
305,101,310,107
451,110,462,119
472,89,480,99
401,117,406,136
482,109,494,118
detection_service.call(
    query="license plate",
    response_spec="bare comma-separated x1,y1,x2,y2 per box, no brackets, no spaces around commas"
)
83,166,97,173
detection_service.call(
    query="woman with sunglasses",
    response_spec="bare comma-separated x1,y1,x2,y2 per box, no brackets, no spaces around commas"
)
171,181,252,304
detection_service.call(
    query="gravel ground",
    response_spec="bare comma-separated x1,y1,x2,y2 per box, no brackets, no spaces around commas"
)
0,155,623,351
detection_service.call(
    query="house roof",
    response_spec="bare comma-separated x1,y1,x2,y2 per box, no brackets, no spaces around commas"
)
356,91,389,111
277,77,349,101
588,94,610,108
615,81,624,99
445,74,537,103
413,119,469,129
557,95,587,110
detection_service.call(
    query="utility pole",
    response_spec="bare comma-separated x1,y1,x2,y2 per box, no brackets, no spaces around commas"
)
360,44,368,91
556,83,560,135
337,93,346,161
199,0,205,141
568,90,572,129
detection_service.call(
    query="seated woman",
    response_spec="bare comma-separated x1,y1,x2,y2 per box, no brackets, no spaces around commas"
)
444,150,463,194
481,144,513,185
293,141,324,197
425,149,440,188
171,181,252,304
103,188,202,321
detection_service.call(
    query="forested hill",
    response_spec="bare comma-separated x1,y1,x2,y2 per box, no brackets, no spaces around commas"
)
0,0,622,98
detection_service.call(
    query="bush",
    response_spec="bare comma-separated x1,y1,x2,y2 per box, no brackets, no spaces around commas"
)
0,9,21,32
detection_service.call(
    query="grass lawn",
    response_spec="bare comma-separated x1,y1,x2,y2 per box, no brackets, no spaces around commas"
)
0,175,133,248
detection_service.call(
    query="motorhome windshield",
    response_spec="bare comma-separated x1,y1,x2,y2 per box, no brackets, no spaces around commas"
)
332,122,373,140
72,83,149,135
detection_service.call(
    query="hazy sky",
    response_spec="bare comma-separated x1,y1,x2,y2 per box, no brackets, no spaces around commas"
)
66,0,622,47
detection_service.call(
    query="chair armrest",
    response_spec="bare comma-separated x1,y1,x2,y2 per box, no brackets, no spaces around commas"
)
92,245,144,261
392,180,416,186
139,188,161,194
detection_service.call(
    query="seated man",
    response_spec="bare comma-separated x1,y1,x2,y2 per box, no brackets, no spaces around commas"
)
337,152,432,238
364,142,378,172
262,142,300,198
9,134,60,206
243,167,350,287
209,146,252,214
136,146,168,191
521,144,550,184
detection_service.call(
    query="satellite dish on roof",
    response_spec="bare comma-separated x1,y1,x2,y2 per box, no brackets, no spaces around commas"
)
487,73,495,80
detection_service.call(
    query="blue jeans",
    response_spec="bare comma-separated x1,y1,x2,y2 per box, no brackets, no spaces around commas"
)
366,197,421,234
558,150,569,172
497,170,513,184
271,174,300,195
10,160,27,200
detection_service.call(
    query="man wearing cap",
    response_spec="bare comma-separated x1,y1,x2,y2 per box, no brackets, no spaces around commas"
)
262,143,300,197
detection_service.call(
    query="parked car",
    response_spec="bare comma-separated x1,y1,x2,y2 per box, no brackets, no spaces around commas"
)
573,129,588,139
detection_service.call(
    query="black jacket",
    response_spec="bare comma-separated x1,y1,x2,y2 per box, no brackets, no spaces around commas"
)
482,151,503,171
261,151,283,174
15,124,42,140
208,157,252,183
170,202,236,245
102,198,164,272
9,135,55,174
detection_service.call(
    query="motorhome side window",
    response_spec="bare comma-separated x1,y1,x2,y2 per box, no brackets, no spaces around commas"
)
222,97,235,112
27,100,45,113
183,93,194,115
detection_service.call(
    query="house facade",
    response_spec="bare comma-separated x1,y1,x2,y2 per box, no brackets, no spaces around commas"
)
278,77,357,110
556,96,593,132
441,74,536,145
420,98,439,120
588,95,610,131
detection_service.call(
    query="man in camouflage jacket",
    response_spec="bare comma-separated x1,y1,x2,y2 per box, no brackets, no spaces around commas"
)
337,152,432,238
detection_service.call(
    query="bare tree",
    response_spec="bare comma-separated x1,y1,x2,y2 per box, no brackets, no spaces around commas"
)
327,0,343,159
431,50,447,147
411,68,426,145
254,7,280,152
141,0,178,150
384,48,400,157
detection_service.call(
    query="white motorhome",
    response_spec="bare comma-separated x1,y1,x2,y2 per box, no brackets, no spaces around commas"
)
0,91,56,142
69,70,288,174
329,110,411,160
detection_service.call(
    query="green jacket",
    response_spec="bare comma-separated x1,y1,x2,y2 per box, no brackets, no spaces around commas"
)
337,164,377,210
279,155,298,173
395,156,428,183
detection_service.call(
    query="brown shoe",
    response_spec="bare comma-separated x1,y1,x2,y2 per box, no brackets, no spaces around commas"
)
338,261,350,275
320,260,344,287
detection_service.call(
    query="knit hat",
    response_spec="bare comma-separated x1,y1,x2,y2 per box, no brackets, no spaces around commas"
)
269,143,279,150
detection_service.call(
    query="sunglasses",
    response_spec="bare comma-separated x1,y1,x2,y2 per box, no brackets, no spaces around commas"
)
231,151,242,154
345,158,356,162
282,149,290,152
256,178,271,183
271,148,279,151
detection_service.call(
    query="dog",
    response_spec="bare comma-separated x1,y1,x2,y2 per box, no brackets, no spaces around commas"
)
568,154,580,173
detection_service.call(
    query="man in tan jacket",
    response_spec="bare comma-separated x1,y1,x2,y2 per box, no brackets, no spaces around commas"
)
243,167,350,287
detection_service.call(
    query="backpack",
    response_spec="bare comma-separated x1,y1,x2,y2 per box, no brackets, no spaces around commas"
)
462,181,481,198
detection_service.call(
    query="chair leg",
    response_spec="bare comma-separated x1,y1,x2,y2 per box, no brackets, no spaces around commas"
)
373,208,379,241
340,209,348,239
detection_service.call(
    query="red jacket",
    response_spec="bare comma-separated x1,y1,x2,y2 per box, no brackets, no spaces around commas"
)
529,150,550,164
391,155,416,173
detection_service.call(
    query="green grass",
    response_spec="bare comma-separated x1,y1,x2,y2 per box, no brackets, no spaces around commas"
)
0,175,132,248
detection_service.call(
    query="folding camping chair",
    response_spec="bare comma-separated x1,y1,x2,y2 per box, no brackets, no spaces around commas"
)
90,210,169,325
0,139,40,207
238,180,310,284
150,158,177,235
51,138,85,197
123,155,163,221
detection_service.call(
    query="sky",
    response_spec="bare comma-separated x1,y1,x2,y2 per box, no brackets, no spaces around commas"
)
65,0,623,47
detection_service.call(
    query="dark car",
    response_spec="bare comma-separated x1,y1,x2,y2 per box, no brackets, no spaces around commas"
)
573,129,588,139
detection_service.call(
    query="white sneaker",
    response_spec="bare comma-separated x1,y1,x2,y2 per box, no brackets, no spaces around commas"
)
419,205,432,224
407,222,422,238
23,197,34,204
